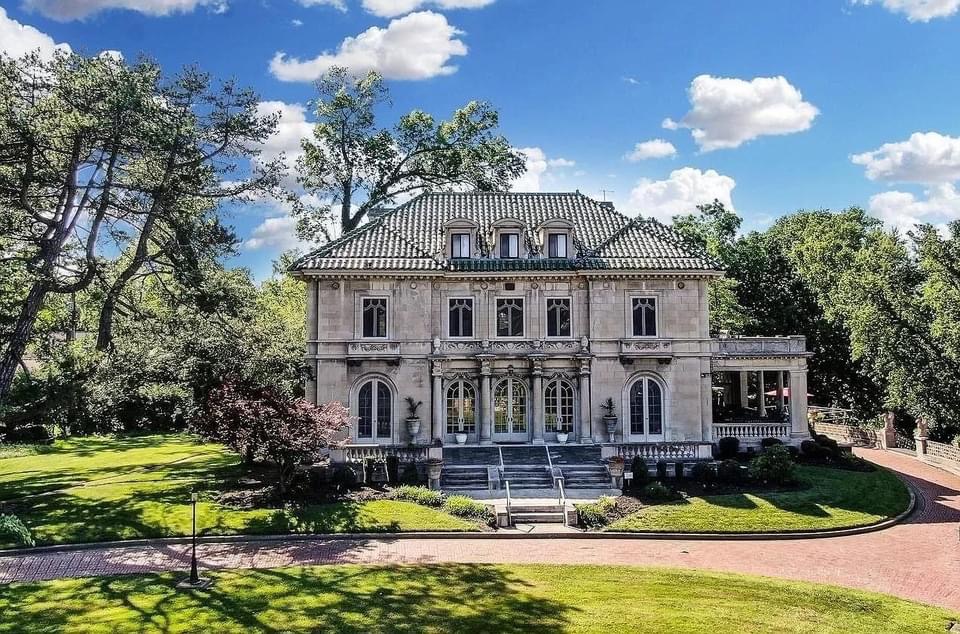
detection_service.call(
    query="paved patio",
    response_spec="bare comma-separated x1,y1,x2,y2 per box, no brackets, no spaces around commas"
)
2,448,959,611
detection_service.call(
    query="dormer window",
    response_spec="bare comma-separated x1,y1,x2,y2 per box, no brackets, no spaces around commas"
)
547,233,568,258
499,233,519,259
451,233,471,259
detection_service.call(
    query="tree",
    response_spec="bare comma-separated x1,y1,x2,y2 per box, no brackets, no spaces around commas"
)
206,381,349,497
294,67,526,240
0,52,280,402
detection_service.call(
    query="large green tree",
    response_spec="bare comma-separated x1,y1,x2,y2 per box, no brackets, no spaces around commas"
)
294,67,526,240
0,52,280,402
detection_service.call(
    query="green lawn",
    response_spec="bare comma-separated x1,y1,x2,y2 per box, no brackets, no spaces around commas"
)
0,564,954,633
0,435,475,548
608,465,910,533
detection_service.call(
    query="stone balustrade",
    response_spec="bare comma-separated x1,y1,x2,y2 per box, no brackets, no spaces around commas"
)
610,442,712,461
711,335,807,356
329,444,437,464
713,421,791,440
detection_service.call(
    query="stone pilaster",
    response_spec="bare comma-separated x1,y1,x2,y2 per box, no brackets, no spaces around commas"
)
431,359,444,442
789,369,809,438
577,355,592,443
478,354,494,444
531,354,545,444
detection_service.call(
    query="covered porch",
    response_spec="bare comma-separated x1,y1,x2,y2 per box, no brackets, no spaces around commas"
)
710,336,811,446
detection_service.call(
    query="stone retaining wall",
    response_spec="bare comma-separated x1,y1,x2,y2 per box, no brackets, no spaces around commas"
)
813,418,960,474
810,420,881,448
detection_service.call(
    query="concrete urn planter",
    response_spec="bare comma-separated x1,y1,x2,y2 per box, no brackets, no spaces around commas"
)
556,431,569,444
604,416,619,443
405,417,421,437
455,433,468,445
426,459,443,480
607,457,625,478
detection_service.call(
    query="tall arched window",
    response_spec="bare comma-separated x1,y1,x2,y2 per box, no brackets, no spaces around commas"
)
446,381,476,434
629,377,663,436
544,379,574,433
357,378,392,440
494,378,527,434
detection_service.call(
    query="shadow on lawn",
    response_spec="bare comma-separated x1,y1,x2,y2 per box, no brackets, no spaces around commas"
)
0,565,574,633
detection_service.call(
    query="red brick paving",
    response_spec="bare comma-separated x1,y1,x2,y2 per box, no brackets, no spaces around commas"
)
1,449,959,611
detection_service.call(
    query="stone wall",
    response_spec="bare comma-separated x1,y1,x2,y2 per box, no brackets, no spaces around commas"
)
810,420,881,448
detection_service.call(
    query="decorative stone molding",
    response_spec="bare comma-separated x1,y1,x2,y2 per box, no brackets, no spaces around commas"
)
619,340,672,354
347,342,401,356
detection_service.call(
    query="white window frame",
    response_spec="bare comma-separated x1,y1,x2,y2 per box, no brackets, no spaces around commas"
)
494,296,526,339
360,296,389,339
628,295,659,338
544,296,573,339
499,232,520,259
447,296,475,339
547,232,569,258
624,375,666,442
451,232,471,259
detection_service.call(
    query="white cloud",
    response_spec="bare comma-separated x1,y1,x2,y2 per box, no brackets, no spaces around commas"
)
254,100,313,188
628,167,736,222
547,157,575,168
867,184,960,232
625,139,677,161
0,7,71,58
852,132,960,184
244,216,304,251
291,18,304,26
270,11,467,82
511,147,548,192
297,0,346,10
22,0,225,20
666,75,819,152
852,0,960,21
361,0,494,18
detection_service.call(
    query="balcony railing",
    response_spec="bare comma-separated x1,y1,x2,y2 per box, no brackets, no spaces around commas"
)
711,336,806,356
330,444,432,464
614,442,711,461
713,421,791,440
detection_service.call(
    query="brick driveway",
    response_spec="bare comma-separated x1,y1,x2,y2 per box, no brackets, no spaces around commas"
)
2,448,959,611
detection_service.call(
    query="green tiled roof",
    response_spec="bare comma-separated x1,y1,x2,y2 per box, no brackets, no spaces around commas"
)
292,192,720,273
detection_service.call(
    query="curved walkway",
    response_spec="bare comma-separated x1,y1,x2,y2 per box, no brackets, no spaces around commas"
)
2,449,959,611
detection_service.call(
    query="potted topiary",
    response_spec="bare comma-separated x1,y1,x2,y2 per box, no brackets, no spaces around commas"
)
404,397,423,438
601,398,618,442
606,455,625,478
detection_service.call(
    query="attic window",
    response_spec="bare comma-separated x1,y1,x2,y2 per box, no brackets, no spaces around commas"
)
547,233,568,258
451,233,471,259
499,233,519,258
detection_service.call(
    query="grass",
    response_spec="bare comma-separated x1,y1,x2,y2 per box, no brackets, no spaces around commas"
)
0,435,475,548
607,465,911,533
0,564,954,633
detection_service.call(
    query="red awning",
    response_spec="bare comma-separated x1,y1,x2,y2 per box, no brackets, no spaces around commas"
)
763,388,813,398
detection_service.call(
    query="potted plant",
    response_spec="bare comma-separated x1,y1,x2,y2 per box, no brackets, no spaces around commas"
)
606,455,625,478
426,457,443,480
404,397,423,438
455,417,468,445
601,398,618,442
553,414,569,443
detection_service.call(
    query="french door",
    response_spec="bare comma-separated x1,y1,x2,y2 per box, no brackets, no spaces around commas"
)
493,378,528,442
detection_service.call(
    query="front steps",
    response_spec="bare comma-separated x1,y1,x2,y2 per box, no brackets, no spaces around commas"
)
496,502,578,527
440,465,490,491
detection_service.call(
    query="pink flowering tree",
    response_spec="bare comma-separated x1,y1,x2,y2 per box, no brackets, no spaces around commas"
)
206,382,349,498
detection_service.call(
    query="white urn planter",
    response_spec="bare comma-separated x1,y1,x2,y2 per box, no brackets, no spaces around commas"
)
455,433,468,445
604,416,618,443
405,417,421,438
556,431,569,444
426,460,443,480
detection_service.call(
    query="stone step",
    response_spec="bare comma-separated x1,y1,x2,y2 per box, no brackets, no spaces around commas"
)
509,505,565,514
510,512,566,524
442,447,500,466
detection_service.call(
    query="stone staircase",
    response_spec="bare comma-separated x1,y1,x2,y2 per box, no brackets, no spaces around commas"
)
507,503,569,525
549,445,611,489
440,465,490,491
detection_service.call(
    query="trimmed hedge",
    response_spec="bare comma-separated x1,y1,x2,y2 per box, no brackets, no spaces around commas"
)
442,495,494,525
0,514,34,547
717,436,740,459
392,485,444,507
576,496,617,528
748,445,796,485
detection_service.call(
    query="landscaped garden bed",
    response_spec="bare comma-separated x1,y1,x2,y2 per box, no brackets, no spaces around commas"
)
0,564,955,633
579,436,911,533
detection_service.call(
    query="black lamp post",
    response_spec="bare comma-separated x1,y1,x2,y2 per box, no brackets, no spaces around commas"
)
189,491,199,584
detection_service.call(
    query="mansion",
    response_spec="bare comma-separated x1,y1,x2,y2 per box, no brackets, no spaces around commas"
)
292,192,810,467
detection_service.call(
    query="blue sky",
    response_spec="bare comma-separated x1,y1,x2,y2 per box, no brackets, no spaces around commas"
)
3,0,960,278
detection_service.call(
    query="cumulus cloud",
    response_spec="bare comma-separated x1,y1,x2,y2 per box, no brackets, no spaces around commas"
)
625,139,677,161
296,0,346,10
628,167,736,222
867,184,960,232
851,132,960,184
547,157,575,168
244,215,304,251
510,148,578,192
0,7,70,58
270,11,467,82
254,100,314,187
22,0,225,20
665,75,819,152
852,0,960,21
361,0,494,18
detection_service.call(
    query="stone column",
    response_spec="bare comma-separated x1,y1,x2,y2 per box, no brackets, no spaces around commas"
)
776,371,785,412
788,369,809,438
531,354,545,444
305,279,318,405
880,411,896,449
915,417,929,460
739,371,749,409
577,355,592,443
700,362,713,442
431,359,444,442
478,354,494,444
758,370,766,417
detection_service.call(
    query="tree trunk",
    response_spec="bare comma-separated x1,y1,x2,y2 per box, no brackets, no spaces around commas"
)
0,280,48,404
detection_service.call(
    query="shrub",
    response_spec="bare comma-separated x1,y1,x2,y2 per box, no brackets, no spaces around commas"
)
400,462,421,485
717,436,739,459
331,465,358,491
656,460,668,481
2,424,51,444
716,459,743,484
576,496,617,528
392,485,444,507
363,458,375,483
748,445,796,485
641,482,676,502
784,445,800,461
385,455,400,483
0,514,35,548
690,462,717,486
442,495,494,525
800,439,824,459
760,437,783,449
630,456,649,489
815,434,842,457
674,461,684,480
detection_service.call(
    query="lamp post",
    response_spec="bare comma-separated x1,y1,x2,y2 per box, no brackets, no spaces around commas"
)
189,491,199,585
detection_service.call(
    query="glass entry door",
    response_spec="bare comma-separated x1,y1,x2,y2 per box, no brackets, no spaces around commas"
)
493,378,528,442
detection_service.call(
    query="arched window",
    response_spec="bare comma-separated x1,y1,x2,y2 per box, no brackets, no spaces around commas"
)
494,379,527,434
629,377,663,436
446,381,476,434
544,379,574,433
357,378,392,440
